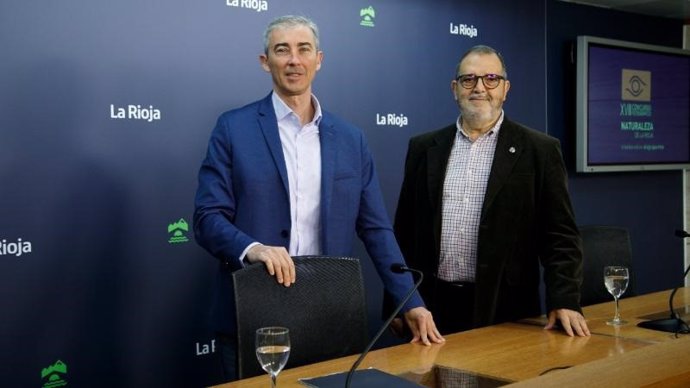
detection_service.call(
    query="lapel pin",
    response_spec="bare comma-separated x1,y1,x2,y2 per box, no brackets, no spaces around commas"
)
509,146,516,154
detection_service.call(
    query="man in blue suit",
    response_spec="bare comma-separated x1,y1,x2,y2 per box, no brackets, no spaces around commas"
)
193,15,443,381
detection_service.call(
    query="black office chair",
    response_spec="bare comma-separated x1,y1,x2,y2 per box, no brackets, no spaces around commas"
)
233,256,368,379
579,225,636,306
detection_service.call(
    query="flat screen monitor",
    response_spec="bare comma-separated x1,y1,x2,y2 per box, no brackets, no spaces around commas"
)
576,35,690,173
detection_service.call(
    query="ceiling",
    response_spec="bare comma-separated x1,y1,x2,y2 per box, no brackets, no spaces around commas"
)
558,0,690,21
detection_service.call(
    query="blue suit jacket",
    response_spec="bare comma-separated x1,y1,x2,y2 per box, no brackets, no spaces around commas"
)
194,93,422,334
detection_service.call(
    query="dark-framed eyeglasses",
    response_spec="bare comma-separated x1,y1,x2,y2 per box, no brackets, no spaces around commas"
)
455,73,505,89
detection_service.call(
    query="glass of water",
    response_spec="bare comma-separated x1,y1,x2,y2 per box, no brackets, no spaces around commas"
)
255,327,290,387
603,266,629,325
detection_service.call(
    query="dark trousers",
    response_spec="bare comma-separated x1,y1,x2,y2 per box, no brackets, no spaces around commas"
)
429,277,476,335
216,332,238,382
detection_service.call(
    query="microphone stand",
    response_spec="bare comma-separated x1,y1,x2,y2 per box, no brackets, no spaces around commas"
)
344,265,423,388
637,230,690,333
637,265,690,333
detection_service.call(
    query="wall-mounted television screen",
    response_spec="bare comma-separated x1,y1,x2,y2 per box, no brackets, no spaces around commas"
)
576,36,690,173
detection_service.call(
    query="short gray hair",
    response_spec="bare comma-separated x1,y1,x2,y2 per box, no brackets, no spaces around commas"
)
263,15,320,55
455,45,508,79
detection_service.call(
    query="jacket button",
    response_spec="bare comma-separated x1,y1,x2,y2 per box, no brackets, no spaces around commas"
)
281,230,289,238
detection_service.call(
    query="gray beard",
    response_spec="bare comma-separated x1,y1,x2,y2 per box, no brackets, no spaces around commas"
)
460,107,494,128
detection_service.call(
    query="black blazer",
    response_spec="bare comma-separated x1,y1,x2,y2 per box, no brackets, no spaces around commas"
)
394,118,583,328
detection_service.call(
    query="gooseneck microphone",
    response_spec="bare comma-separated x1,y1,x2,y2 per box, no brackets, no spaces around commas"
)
637,230,690,334
675,229,690,238
344,264,423,388
390,263,422,275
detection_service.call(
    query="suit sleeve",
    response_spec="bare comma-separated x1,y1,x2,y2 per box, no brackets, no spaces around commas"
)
539,140,583,314
193,115,256,271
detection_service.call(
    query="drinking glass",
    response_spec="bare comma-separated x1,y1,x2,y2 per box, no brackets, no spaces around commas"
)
603,266,629,325
255,327,290,388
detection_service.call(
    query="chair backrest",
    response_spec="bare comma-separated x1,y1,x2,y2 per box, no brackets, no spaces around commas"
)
579,225,635,306
233,256,368,379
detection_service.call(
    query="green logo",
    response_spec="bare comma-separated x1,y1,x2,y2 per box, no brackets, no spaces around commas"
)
41,360,67,388
360,6,375,27
168,218,189,244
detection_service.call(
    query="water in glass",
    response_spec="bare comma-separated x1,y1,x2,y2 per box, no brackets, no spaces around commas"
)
604,274,629,299
256,345,290,375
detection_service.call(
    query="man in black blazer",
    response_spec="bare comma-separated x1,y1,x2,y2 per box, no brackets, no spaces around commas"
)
393,45,590,337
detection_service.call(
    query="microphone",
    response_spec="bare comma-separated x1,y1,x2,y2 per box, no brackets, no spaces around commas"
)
344,264,423,388
390,263,416,274
675,229,690,238
637,230,690,333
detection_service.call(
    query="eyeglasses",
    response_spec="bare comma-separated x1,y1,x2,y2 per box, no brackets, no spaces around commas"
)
455,73,505,89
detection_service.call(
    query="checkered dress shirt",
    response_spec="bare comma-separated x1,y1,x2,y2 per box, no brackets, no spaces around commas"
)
437,113,503,282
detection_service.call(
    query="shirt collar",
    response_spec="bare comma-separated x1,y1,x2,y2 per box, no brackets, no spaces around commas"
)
271,92,323,126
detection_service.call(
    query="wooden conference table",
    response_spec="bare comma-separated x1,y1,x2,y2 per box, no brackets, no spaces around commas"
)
217,287,690,388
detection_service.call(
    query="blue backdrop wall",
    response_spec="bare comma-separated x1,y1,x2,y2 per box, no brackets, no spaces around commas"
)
0,0,684,386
